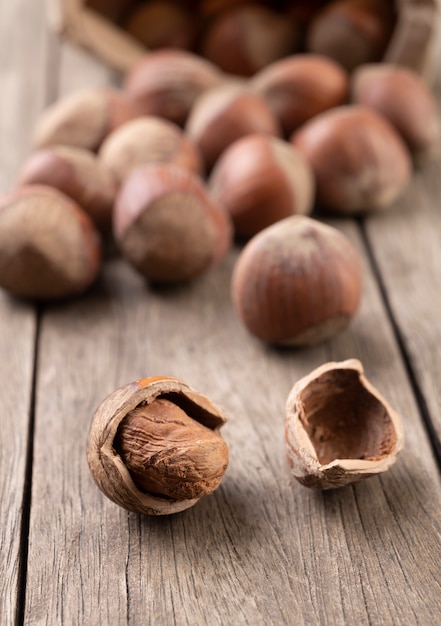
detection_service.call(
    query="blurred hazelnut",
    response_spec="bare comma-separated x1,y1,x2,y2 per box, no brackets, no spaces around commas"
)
307,0,395,72
231,215,362,345
17,146,116,231
124,49,225,126
200,4,299,76
124,1,197,50
292,105,412,214
352,63,441,162
186,83,280,170
0,186,101,299
250,54,349,136
114,164,232,283
33,88,138,151
209,134,314,237
99,116,203,186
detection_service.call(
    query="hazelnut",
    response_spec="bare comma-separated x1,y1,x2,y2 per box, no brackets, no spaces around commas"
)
33,88,138,151
99,116,203,186
0,186,101,299
292,105,412,214
17,146,116,231
124,49,225,126
209,134,315,237
307,0,395,72
124,1,197,51
250,54,349,136
285,359,404,489
186,83,281,171
87,376,229,515
352,63,441,162
200,4,299,77
114,164,232,283
231,215,362,345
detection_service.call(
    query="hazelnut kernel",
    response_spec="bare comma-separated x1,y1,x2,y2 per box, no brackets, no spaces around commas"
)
99,116,203,186
292,105,412,214
285,359,404,489
209,134,315,237
0,185,101,300
87,376,229,515
352,63,441,162
250,54,349,136
124,49,225,126
231,215,362,345
33,88,138,151
186,83,281,171
114,164,232,283
17,146,116,231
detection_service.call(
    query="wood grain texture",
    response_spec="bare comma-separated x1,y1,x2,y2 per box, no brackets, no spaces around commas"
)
0,0,50,622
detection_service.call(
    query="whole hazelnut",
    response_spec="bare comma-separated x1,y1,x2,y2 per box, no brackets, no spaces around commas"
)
209,134,315,237
231,215,362,345
292,105,412,214
33,88,138,151
87,376,229,515
17,146,116,231
250,54,349,136
352,63,441,162
186,83,281,171
285,359,404,489
200,4,299,76
0,186,101,299
124,1,197,50
99,116,203,186
307,0,395,72
124,49,225,126
114,164,232,283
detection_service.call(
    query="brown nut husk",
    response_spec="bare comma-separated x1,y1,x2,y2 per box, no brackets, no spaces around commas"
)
285,359,404,489
17,146,117,231
0,185,102,300
33,88,138,152
87,376,229,515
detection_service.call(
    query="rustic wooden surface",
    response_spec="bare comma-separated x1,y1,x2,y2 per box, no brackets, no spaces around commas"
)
1,2,441,625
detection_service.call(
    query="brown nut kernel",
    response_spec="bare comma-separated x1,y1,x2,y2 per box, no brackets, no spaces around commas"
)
292,105,412,214
250,54,349,137
124,49,225,126
124,1,197,51
209,134,315,238
99,116,203,186
17,146,116,231
186,83,281,171
0,186,101,299
200,4,299,77
33,88,138,151
285,359,404,489
307,0,395,72
114,164,232,283
87,376,229,515
352,63,441,162
231,216,362,345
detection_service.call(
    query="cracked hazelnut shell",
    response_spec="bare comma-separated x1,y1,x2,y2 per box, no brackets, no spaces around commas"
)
87,376,229,515
285,359,404,489
231,216,362,345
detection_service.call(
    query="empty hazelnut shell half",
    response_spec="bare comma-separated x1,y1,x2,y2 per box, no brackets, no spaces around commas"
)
87,376,229,515
285,359,404,489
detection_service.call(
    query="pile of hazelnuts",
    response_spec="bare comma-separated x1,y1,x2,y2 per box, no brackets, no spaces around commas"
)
0,0,439,347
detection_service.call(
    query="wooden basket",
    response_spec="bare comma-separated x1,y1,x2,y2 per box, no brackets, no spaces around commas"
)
46,0,441,79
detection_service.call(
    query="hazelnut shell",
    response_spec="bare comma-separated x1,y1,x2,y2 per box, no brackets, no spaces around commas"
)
285,359,404,489
87,376,228,515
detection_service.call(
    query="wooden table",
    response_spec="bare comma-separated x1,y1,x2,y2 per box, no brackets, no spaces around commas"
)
1,2,441,624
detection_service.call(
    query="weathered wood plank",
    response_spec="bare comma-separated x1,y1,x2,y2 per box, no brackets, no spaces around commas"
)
25,219,441,624
364,161,441,460
0,0,52,622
